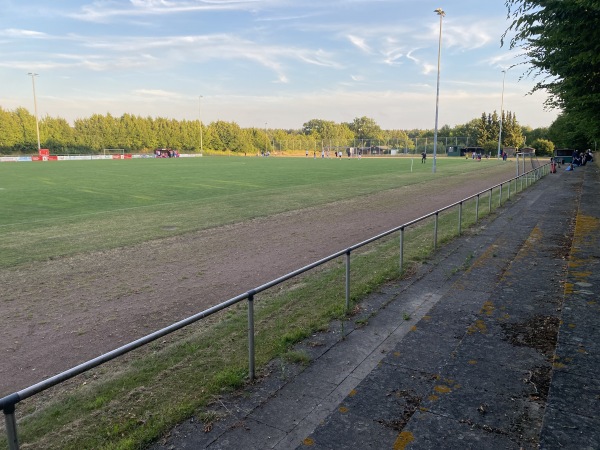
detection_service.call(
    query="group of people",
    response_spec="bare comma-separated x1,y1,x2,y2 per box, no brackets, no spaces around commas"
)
572,149,594,166
562,149,594,171
154,148,179,158
464,152,493,161
305,149,361,159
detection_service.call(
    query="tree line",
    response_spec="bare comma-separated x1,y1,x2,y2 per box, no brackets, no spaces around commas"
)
0,105,556,156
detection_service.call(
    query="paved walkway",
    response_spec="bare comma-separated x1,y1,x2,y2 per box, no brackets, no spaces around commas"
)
151,162,600,449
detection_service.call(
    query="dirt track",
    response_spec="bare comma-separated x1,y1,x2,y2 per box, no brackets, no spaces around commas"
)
0,164,517,396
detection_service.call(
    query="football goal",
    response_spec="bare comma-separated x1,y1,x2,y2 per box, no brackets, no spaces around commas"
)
516,151,541,177
103,148,125,157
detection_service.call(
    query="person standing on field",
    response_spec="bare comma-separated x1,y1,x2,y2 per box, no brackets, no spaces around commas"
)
421,151,427,163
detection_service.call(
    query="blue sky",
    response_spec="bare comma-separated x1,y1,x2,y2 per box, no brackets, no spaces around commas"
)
0,0,558,130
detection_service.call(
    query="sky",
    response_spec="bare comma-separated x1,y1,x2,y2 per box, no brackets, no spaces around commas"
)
0,0,559,131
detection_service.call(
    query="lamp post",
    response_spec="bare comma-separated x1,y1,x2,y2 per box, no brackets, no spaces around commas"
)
432,8,445,174
265,122,268,155
198,95,203,155
497,69,507,159
28,72,41,151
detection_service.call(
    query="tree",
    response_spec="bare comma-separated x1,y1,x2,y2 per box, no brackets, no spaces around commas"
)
209,121,244,153
41,116,75,152
521,125,549,147
302,119,335,140
505,0,600,143
482,141,498,155
474,110,524,150
548,112,591,150
13,107,38,150
0,107,23,152
475,113,491,146
347,116,382,143
502,112,525,148
383,129,413,150
530,138,554,157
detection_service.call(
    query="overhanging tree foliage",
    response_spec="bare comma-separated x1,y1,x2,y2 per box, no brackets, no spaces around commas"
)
504,0,600,142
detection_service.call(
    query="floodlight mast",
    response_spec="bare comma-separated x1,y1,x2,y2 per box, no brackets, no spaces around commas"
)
497,69,507,159
432,8,445,174
199,95,204,155
28,72,41,151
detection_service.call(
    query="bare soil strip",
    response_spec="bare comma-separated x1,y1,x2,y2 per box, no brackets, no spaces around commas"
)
0,166,515,396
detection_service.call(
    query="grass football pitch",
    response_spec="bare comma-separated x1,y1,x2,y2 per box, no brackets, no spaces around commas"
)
0,155,523,450
0,155,510,268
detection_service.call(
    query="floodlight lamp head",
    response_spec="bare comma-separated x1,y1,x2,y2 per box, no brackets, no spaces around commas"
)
434,8,445,16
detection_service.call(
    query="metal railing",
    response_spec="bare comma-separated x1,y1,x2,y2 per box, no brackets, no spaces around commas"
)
0,163,548,449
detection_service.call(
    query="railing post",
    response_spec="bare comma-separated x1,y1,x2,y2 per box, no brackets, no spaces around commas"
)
345,250,351,312
508,179,511,200
520,173,523,191
488,188,492,213
499,183,503,207
434,212,439,250
399,227,404,274
458,202,462,236
247,292,255,381
476,194,479,223
4,402,20,450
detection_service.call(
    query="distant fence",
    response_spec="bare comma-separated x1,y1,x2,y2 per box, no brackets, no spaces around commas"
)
0,163,549,450
0,154,204,163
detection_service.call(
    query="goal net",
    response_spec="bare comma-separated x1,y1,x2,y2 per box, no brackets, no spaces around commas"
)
516,152,541,177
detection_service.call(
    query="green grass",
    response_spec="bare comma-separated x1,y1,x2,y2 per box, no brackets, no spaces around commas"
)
0,156,538,449
0,156,510,268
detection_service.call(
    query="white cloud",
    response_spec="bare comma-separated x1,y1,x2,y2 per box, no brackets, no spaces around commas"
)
346,34,372,53
442,23,493,51
133,88,182,98
71,0,263,22
1,28,47,38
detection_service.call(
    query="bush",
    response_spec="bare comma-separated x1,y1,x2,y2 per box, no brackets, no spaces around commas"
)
530,139,554,156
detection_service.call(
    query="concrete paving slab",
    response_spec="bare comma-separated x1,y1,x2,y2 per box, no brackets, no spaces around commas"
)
297,407,401,450
248,386,323,433
206,417,287,450
539,406,600,450
333,364,434,422
400,410,532,449
544,370,600,418
382,344,450,375
454,332,550,373
422,363,544,443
